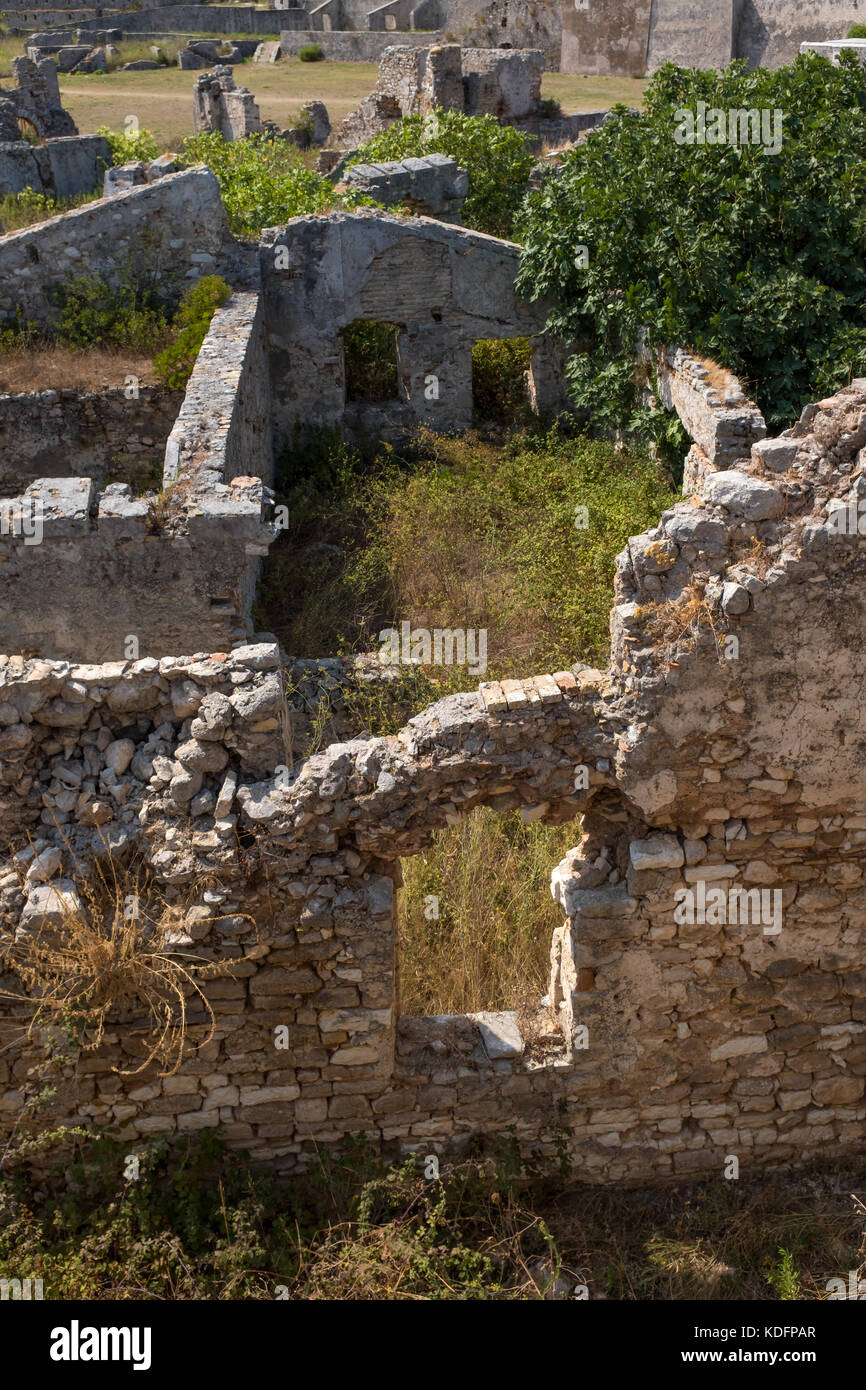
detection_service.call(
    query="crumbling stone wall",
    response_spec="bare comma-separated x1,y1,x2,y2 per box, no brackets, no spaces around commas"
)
0,55,76,140
0,294,275,662
334,43,545,147
0,168,241,332
192,66,261,142
2,382,866,1175
342,154,468,221
0,54,105,200
261,207,570,446
645,345,767,471
0,133,110,201
0,384,182,495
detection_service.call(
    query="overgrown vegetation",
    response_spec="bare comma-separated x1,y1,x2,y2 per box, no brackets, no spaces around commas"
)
153,274,232,388
257,425,676,701
517,53,866,431
178,130,350,238
298,42,324,62
0,186,100,234
1,269,230,386
352,109,536,237
47,269,170,354
398,807,578,1015
0,1129,862,1300
471,337,533,423
341,319,400,401
97,123,160,165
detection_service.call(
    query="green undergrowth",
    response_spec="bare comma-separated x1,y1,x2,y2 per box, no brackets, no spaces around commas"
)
256,423,677,733
0,186,101,234
1,1129,862,1301
177,131,365,239
0,270,230,379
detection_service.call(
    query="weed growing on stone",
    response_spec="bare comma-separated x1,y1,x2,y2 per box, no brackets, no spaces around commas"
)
0,848,237,1078
153,274,232,389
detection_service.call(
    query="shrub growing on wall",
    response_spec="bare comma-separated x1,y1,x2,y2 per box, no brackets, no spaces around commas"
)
48,270,168,353
179,131,348,238
153,275,233,389
97,124,160,165
298,42,324,61
517,54,866,431
352,110,536,238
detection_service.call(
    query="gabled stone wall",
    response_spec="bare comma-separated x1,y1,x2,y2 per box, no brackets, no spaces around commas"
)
260,208,570,446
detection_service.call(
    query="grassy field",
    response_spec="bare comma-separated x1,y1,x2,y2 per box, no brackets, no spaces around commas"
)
0,37,645,147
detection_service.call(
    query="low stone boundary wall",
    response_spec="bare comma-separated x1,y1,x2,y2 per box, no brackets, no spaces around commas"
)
0,133,109,201
0,383,182,495
279,27,442,59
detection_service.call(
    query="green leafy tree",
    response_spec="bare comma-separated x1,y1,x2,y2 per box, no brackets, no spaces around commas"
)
516,54,866,432
351,109,536,238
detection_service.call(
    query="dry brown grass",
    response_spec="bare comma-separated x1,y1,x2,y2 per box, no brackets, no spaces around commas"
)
397,806,580,1016
0,346,162,395
636,579,720,655
0,844,256,1077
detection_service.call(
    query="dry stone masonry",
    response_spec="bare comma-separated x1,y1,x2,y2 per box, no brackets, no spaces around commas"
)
342,154,468,222
1,111,865,1181
331,44,594,151
2,375,866,1176
0,54,111,201
192,66,262,142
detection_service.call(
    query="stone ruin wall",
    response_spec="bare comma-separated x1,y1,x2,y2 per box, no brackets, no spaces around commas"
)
2,373,866,1176
0,289,274,663
563,0,866,74
0,385,182,496
3,0,863,75
0,55,116,206
0,148,864,1178
261,207,572,448
0,191,569,666
331,44,597,151
0,167,243,328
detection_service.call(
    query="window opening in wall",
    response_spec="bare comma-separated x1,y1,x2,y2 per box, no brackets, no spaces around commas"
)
471,336,533,424
396,805,581,1017
17,116,41,145
341,319,401,403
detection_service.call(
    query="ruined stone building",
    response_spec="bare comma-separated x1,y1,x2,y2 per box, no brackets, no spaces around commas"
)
0,154,865,1181
1,0,863,76
0,55,108,200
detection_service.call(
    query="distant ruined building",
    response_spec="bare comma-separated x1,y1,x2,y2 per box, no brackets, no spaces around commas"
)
2,0,863,73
